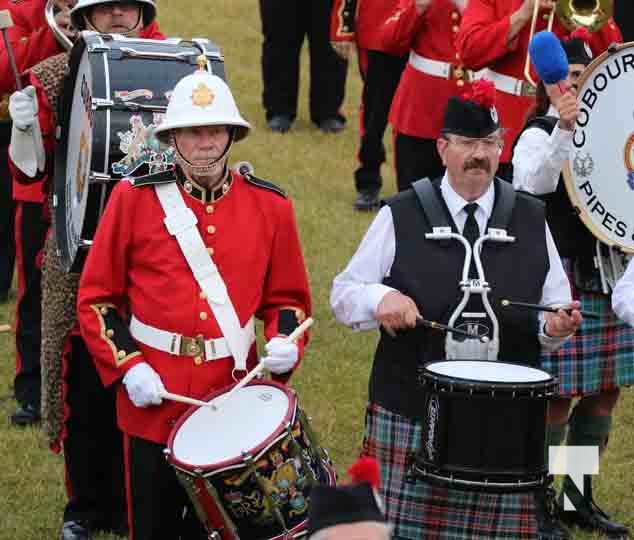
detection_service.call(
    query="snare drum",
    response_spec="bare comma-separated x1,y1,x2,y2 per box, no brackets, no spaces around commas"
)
54,32,225,272
412,360,556,492
165,381,336,540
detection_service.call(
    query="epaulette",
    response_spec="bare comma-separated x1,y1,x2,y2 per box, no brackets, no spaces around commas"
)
127,168,176,188
243,172,287,198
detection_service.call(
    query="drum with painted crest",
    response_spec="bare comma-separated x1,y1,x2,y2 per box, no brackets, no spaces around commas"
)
54,31,225,272
411,360,556,492
165,380,336,540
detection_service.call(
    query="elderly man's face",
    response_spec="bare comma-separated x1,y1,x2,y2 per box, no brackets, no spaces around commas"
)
173,125,230,167
317,521,391,540
436,131,503,199
88,1,143,34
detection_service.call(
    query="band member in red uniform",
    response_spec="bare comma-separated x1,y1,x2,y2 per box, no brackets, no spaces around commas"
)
383,0,474,191
77,68,311,540
9,2,163,538
456,0,622,179
2,0,73,426
331,0,406,210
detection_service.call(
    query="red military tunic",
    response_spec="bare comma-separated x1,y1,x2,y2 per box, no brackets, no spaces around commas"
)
330,0,401,52
77,169,311,444
456,0,622,162
385,0,472,140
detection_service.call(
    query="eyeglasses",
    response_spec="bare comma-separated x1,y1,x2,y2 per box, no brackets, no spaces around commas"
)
91,1,141,13
445,136,503,152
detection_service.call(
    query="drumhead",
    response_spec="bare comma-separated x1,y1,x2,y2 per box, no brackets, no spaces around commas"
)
562,41,634,253
425,360,552,383
171,384,292,467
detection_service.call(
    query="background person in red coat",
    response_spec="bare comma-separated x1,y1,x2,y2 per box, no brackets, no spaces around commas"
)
78,69,311,540
384,0,474,191
456,0,622,180
9,2,164,538
331,0,406,210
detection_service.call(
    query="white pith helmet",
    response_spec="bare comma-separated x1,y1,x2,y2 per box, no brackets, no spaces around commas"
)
70,0,157,30
153,65,251,144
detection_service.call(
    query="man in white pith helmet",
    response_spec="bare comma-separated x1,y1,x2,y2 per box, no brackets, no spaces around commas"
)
77,66,311,539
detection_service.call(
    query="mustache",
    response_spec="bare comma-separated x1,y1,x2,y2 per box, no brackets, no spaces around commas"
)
463,158,491,173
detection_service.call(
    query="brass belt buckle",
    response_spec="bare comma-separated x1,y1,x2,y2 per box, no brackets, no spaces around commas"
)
180,334,205,357
450,64,470,86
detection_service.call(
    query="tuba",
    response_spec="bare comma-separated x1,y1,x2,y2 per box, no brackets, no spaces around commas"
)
45,0,74,51
523,0,613,86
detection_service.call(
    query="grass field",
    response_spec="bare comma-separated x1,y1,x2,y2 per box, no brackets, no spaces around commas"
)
0,0,633,538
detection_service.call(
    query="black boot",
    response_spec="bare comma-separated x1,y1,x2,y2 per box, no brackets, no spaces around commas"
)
558,476,629,539
535,485,571,540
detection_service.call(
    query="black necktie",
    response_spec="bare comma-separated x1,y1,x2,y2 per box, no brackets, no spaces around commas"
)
463,203,480,277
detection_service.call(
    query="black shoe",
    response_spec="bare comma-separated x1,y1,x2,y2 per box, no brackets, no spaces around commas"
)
536,487,571,540
353,189,381,211
61,520,91,540
317,116,346,134
557,499,629,538
267,115,293,133
9,403,41,427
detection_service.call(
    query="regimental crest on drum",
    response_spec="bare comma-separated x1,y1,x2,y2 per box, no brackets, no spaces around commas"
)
624,131,634,191
111,113,175,176
572,151,594,178
74,132,90,207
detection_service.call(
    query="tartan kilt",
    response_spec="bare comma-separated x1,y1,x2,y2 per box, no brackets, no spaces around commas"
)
540,263,634,396
362,402,539,540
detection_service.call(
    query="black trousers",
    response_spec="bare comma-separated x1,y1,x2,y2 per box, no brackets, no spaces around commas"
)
63,336,126,533
126,435,207,540
394,133,445,192
355,50,407,192
0,128,15,296
259,0,347,123
14,200,48,408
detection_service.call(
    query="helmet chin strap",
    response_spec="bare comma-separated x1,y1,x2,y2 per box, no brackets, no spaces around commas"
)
172,129,234,181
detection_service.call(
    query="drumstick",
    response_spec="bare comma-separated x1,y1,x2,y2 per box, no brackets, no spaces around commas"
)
211,317,314,411
158,390,215,409
415,316,490,343
0,323,12,333
500,299,601,320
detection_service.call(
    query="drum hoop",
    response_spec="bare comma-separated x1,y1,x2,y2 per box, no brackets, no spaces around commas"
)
421,360,556,391
165,379,297,473
561,41,634,254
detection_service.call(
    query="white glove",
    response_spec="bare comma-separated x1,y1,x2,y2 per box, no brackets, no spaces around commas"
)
9,86,38,131
122,362,166,408
261,337,299,374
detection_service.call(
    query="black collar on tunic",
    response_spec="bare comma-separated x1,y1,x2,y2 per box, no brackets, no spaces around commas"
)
176,166,233,204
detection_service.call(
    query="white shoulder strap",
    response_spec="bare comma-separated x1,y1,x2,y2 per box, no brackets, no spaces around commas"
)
154,182,253,371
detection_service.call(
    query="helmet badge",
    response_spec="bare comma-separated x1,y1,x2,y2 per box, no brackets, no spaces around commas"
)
191,83,215,108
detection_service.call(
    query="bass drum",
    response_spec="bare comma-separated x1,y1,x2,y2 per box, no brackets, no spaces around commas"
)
54,31,225,272
563,41,634,254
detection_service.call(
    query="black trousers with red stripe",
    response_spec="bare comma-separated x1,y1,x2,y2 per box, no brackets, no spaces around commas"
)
125,435,207,540
62,335,127,531
0,129,15,298
354,49,407,193
13,200,48,409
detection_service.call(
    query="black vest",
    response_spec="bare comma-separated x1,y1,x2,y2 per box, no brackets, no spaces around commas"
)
369,179,549,419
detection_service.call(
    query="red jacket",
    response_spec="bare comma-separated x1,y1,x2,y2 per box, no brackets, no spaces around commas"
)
331,0,401,52
77,171,311,443
456,0,622,162
10,21,165,203
386,0,471,139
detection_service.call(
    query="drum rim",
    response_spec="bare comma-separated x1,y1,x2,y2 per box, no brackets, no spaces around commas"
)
165,379,297,472
421,359,556,390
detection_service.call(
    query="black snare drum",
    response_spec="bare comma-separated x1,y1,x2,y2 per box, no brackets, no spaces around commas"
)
54,32,225,272
411,360,557,492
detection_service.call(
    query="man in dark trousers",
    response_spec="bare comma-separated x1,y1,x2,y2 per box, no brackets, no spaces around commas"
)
614,0,634,42
259,0,347,134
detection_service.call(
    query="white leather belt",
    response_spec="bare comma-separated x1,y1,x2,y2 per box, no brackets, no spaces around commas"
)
408,51,483,82
481,68,536,97
129,314,255,362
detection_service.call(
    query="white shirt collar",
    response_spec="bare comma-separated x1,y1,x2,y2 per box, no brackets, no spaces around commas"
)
440,171,495,221
547,104,559,118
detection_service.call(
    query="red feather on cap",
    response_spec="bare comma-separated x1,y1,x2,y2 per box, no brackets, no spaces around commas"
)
569,27,591,44
347,457,381,489
466,78,496,109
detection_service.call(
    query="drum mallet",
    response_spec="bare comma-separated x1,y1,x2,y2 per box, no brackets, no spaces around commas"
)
500,299,601,320
210,317,314,411
158,317,314,411
0,323,12,333
0,10,46,172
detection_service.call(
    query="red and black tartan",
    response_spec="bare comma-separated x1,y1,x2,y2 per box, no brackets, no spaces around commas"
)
362,402,539,539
